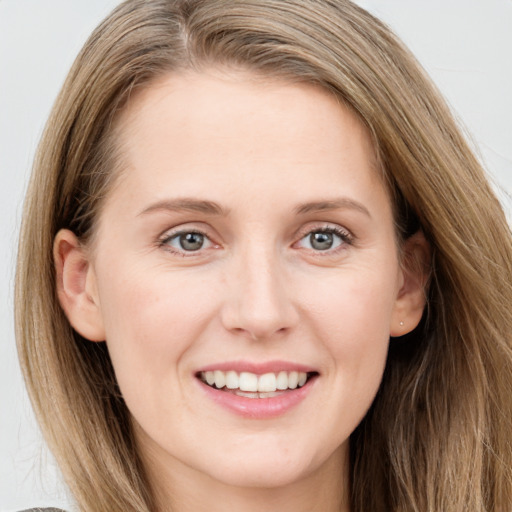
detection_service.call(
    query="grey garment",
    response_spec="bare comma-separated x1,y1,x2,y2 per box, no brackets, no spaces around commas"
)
18,509,68,511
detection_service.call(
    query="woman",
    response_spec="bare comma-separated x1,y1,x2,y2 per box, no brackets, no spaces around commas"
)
15,0,512,511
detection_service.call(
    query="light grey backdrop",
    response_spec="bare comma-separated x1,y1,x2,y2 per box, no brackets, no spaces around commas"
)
1,1,510,511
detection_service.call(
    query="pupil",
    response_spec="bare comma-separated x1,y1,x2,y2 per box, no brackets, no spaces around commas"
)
310,232,333,250
180,233,204,251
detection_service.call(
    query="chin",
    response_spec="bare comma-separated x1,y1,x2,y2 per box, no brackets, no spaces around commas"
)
202,439,343,490
208,459,311,489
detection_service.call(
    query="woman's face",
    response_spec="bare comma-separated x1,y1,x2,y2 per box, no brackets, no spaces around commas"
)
63,71,421,492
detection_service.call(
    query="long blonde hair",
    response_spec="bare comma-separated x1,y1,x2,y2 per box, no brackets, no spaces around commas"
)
15,1,512,510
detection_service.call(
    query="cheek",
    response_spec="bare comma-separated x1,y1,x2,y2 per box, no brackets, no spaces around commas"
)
304,264,398,339
303,266,397,394
95,266,219,400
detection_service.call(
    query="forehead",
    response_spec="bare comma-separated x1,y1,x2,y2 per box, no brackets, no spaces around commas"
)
101,70,387,219
120,70,377,158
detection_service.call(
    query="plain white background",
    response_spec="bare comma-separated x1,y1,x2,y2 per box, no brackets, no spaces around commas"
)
1,1,510,510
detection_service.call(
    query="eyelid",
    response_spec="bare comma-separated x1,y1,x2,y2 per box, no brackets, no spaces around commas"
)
157,224,219,256
155,222,353,257
293,223,354,253
295,222,353,240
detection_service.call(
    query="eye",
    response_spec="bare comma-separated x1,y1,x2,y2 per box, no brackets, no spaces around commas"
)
161,230,214,253
296,227,351,252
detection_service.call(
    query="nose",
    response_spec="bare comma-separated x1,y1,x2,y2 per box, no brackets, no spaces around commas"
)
220,243,299,341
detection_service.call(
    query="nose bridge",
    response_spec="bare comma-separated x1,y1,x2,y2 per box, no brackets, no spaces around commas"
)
221,238,298,340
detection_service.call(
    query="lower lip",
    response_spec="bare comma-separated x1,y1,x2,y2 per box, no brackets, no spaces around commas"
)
197,376,317,419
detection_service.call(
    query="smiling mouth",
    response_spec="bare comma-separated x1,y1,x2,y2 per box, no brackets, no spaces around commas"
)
198,370,318,399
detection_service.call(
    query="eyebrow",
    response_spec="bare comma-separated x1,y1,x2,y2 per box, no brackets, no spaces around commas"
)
294,198,372,218
138,198,229,217
138,196,371,218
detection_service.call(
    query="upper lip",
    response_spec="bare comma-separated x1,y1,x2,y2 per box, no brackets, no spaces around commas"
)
196,360,318,375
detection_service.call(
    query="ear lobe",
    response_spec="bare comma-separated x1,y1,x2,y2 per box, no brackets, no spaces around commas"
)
54,229,106,342
390,231,431,337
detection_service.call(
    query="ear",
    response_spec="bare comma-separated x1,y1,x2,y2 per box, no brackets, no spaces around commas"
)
53,229,105,342
390,231,430,337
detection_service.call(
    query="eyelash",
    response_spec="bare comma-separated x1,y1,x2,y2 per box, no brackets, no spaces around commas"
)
158,225,353,257
295,225,353,254
158,228,213,257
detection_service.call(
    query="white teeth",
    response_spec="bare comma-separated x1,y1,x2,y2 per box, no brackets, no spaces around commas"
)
239,372,258,392
235,390,281,398
225,371,239,389
236,391,260,398
288,371,299,389
260,391,281,398
201,370,312,392
258,372,277,392
205,371,215,386
213,370,226,389
276,371,288,390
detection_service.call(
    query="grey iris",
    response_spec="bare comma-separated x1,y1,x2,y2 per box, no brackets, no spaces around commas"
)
180,232,204,251
310,232,333,250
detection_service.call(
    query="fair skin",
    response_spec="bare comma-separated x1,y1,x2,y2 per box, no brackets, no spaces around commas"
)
54,70,427,512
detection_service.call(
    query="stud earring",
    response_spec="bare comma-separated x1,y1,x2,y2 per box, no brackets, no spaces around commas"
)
399,321,404,326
